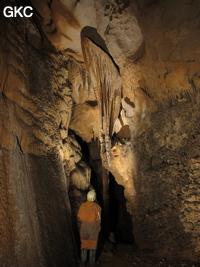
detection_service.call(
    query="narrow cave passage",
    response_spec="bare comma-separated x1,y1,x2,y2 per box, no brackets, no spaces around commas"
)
68,132,134,254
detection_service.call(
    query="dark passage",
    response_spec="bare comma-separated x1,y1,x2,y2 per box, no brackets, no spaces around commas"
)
109,174,134,243
69,134,134,244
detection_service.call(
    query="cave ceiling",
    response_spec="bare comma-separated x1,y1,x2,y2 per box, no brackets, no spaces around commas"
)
31,0,143,66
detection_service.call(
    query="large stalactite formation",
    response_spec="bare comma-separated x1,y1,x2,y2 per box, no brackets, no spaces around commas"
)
81,36,122,169
0,0,200,266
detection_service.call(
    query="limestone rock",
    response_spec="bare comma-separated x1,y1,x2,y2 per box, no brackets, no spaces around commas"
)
31,0,143,68
0,7,77,266
81,36,122,168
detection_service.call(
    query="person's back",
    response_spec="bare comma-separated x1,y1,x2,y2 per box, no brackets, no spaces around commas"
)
78,190,101,267
78,201,101,223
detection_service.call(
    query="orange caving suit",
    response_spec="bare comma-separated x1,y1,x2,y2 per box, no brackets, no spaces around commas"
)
78,201,102,250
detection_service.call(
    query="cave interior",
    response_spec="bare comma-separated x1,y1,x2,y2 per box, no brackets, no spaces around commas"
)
0,0,200,266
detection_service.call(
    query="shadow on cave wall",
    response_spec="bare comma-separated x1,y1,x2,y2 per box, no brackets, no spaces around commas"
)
81,26,109,54
81,26,120,72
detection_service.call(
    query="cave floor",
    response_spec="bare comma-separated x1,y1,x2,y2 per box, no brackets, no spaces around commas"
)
97,243,198,267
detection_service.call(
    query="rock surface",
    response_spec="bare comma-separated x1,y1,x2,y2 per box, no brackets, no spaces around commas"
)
0,4,78,265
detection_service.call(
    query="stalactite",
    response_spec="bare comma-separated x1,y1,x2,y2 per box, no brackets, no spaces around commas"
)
67,56,100,111
68,58,88,94
81,36,122,169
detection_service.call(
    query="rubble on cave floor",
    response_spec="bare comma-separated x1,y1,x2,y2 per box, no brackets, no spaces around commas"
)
98,243,199,267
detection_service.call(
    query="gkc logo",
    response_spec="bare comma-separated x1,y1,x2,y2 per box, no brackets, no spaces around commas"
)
3,6,33,17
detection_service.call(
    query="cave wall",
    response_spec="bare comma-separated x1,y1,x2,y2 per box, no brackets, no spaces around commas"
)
0,3,78,266
124,0,200,261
